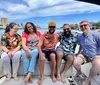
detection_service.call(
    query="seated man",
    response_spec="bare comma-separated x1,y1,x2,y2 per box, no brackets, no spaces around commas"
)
73,20,100,85
37,22,59,85
56,24,78,83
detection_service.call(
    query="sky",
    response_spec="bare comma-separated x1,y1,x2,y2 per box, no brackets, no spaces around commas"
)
0,0,100,28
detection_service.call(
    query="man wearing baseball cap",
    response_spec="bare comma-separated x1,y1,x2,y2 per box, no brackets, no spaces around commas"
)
37,22,59,85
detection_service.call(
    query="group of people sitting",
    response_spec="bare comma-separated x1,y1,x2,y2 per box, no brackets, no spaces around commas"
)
0,20,100,85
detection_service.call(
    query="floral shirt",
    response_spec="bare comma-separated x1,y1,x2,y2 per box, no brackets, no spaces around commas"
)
22,32,41,50
27,35,39,50
1,32,21,51
57,32,78,54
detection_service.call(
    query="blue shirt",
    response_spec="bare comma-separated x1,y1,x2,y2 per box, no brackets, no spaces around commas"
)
78,31,100,60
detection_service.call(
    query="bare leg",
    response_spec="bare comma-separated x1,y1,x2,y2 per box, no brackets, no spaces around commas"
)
56,50,63,81
38,57,45,85
83,56,100,85
50,53,57,82
73,54,84,74
61,56,74,83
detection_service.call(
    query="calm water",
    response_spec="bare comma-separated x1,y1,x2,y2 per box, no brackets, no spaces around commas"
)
0,29,80,36
0,29,80,51
0,29,63,50
0,29,63,36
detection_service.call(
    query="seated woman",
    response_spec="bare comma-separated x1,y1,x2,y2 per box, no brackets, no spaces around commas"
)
22,22,41,83
1,22,22,82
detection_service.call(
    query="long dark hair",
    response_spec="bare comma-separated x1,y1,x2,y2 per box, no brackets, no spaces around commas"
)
5,22,17,33
24,22,37,34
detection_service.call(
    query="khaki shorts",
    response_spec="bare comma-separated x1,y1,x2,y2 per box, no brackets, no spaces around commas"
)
77,54,91,64
76,54,100,65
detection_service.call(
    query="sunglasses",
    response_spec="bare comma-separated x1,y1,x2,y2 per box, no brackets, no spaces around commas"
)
80,24,88,28
63,28,70,31
49,26,55,28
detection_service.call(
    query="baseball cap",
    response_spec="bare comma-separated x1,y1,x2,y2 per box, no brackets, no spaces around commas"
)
48,22,56,27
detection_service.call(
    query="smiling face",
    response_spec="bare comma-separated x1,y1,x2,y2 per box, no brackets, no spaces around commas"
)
48,26,56,34
63,24,71,35
10,25,19,34
80,21,90,34
26,23,34,33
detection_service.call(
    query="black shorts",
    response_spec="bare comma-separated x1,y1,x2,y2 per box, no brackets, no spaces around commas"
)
42,50,56,61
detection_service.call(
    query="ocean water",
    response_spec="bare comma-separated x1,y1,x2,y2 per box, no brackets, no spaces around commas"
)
0,29,63,36
0,29,81,51
0,29,62,50
0,29,81,36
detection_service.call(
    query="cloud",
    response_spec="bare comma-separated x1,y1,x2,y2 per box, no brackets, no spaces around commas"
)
0,0,100,20
7,3,27,13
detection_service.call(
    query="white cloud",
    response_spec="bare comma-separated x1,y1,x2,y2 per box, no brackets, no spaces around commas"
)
7,4,27,13
0,0,100,20
23,0,74,9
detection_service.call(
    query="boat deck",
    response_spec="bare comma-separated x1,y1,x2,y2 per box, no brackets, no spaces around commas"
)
0,76,72,85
